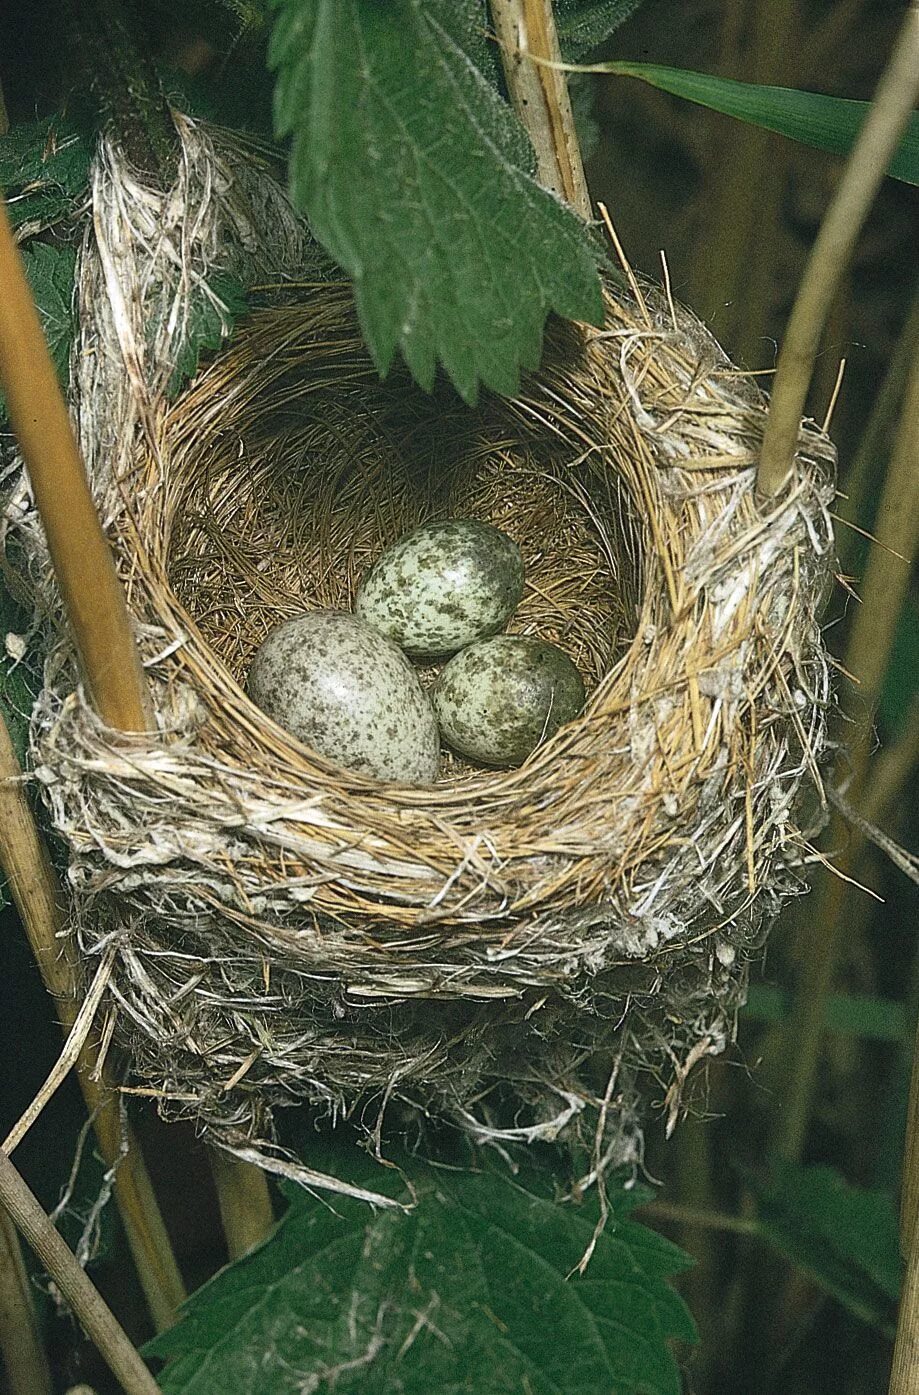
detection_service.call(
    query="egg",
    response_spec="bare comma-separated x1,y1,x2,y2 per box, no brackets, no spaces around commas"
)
433,635,586,767
247,611,439,783
355,519,525,657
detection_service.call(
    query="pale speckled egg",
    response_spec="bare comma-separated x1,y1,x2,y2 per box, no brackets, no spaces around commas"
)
247,611,440,784
355,520,525,657
433,635,586,767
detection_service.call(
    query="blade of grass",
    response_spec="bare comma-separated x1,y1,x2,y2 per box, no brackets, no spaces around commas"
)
890,1014,919,1394
549,60,919,186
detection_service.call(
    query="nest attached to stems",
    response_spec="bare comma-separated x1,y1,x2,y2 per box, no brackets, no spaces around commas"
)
3,119,836,1202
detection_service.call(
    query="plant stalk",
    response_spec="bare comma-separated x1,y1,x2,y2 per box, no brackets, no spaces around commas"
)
0,1150,160,1395
757,2,919,495
0,710,186,1331
490,0,592,218
0,1206,53,1395
0,186,275,1262
775,339,919,1162
209,1148,275,1260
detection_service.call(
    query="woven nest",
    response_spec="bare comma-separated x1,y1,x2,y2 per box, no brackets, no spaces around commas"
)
3,121,836,1198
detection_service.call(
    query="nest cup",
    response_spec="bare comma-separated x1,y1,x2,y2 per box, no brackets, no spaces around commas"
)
3,124,836,1191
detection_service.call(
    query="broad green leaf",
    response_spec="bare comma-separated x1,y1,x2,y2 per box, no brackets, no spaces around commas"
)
880,603,919,736
149,1156,695,1394
0,118,91,231
750,1162,901,1334
19,243,78,388
575,62,919,185
166,271,249,396
269,0,604,403
555,1,649,59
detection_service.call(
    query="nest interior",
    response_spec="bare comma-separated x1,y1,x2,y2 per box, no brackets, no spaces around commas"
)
3,128,837,1185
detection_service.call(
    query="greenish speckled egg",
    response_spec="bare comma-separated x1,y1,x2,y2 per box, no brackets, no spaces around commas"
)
247,611,439,784
355,520,525,657
433,635,586,767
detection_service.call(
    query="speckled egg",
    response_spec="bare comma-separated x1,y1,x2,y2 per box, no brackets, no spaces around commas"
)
433,635,586,767
355,520,525,657
247,611,439,783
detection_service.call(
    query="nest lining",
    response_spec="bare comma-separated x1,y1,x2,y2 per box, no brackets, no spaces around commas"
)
1,119,837,1192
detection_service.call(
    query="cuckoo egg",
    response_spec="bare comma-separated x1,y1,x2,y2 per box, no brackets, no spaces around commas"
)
355,519,525,657
433,635,586,767
246,611,439,783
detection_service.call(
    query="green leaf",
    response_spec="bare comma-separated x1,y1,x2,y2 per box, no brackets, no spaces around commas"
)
269,0,604,403
555,1,648,59
578,62,919,185
149,1156,695,1394
0,118,91,231
0,242,77,423
20,243,78,388
880,602,919,736
166,272,249,396
751,1162,902,1334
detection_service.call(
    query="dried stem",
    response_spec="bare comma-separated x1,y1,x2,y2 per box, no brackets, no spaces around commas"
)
0,1207,53,1395
0,197,150,732
0,186,274,1260
0,712,186,1331
0,1150,160,1395
209,1148,275,1260
757,3,919,495
490,0,592,218
775,340,919,1161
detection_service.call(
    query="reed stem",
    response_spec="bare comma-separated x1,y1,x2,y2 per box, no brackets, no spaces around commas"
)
0,1206,53,1395
757,2,919,495
0,1150,160,1395
0,710,186,1331
775,339,919,1162
0,185,274,1274
490,0,592,219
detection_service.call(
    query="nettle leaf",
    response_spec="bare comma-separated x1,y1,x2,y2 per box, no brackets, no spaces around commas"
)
555,1,649,59
269,0,604,403
166,272,249,396
0,118,91,232
149,1157,695,1395
19,243,78,388
580,62,919,185
751,1162,901,1334
0,242,77,425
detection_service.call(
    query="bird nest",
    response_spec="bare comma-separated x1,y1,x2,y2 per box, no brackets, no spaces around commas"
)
3,121,836,1198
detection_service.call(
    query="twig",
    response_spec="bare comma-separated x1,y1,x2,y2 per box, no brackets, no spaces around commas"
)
775,339,919,1161
0,712,186,1331
0,1207,53,1395
0,1150,160,1395
757,3,919,495
0,186,275,1262
490,0,592,218
890,1016,919,1393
